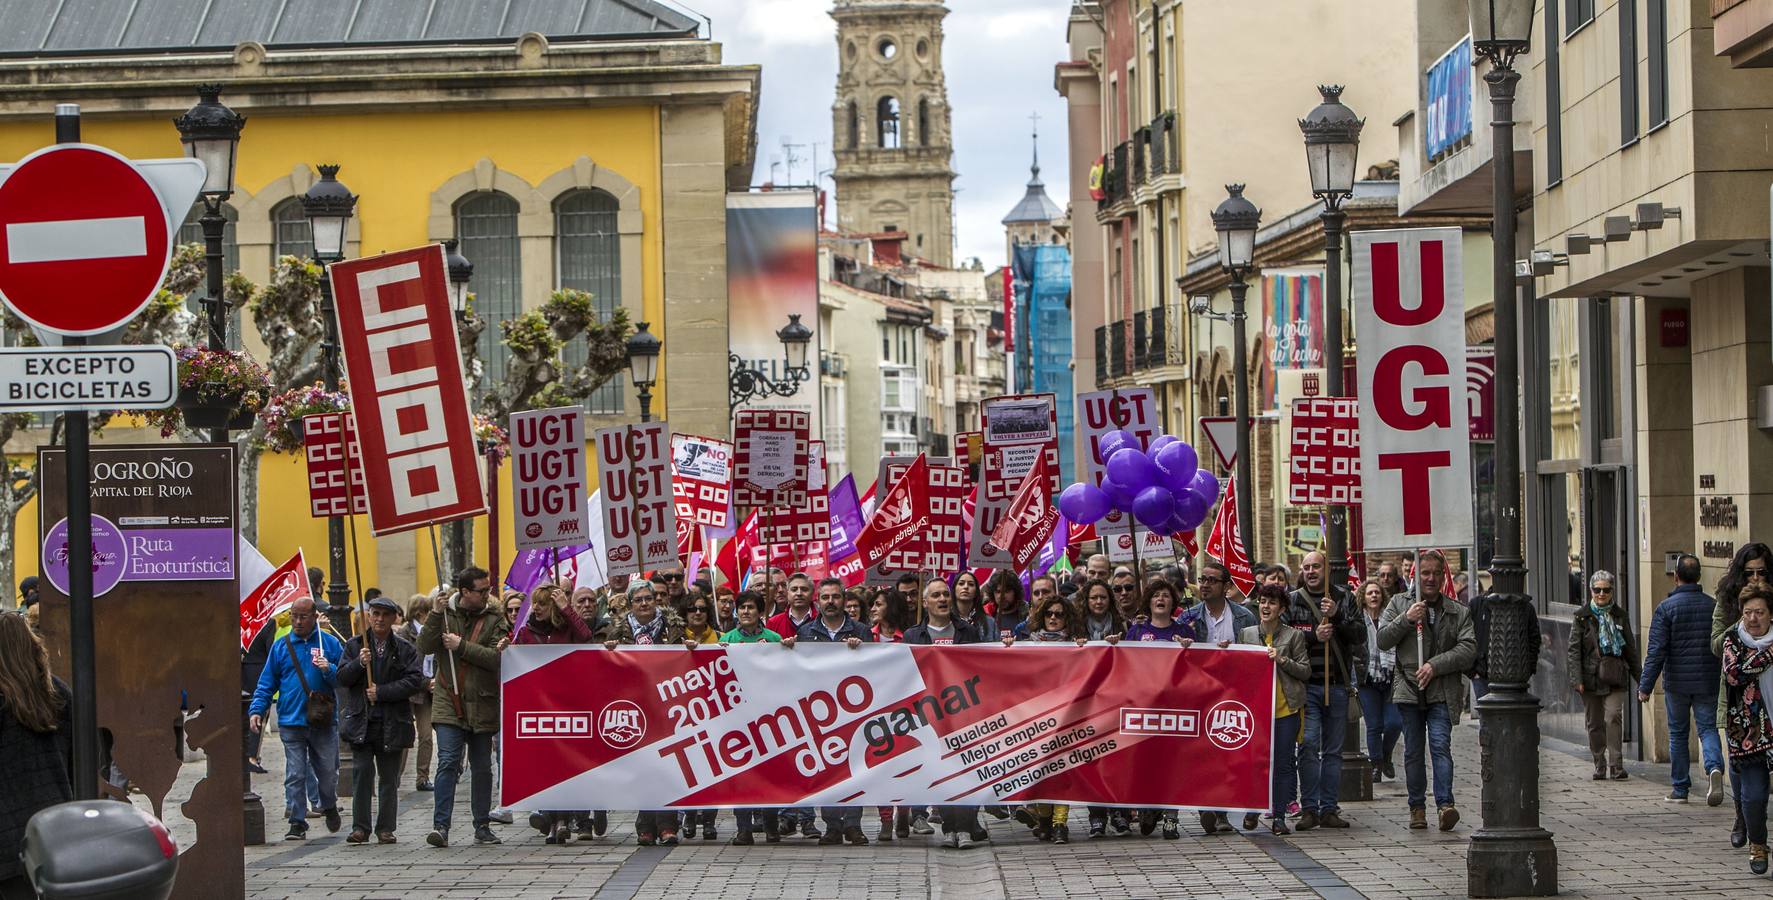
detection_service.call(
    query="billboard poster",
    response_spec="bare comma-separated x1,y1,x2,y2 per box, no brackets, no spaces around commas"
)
727,190,820,433
970,394,1059,569
511,407,590,552
328,244,485,536
1260,269,1324,411
1352,227,1474,550
595,423,680,576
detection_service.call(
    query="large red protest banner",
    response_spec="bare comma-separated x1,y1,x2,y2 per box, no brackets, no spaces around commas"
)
499,643,1273,811
328,245,484,535
733,409,809,510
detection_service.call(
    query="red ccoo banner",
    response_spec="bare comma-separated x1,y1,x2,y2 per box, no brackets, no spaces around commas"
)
328,245,485,536
499,643,1274,811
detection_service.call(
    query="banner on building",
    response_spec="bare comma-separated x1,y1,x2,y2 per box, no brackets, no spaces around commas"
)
328,245,485,536
511,407,590,552
239,551,309,650
1077,388,1171,562
727,190,820,433
1261,270,1325,410
1287,397,1362,507
1352,227,1474,550
970,394,1060,569
595,423,679,576
498,643,1274,811
671,433,734,529
734,408,810,509
302,412,367,518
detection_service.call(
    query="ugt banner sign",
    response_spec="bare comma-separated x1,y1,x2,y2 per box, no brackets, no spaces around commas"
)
596,422,679,576
329,244,485,536
1352,227,1474,549
511,407,589,552
499,643,1273,812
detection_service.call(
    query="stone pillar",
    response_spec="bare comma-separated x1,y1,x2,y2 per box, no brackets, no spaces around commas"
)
1634,295,1694,764
660,102,734,441
1689,268,1773,587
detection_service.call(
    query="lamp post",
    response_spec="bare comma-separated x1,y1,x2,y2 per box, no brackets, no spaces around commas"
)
1465,1,1556,896
174,82,260,844
626,321,662,422
1300,84,1374,804
1298,84,1361,591
444,240,473,574
173,84,246,446
1211,185,1260,560
301,165,358,628
728,313,815,410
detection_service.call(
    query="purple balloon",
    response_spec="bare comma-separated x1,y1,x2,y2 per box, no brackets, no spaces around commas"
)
1057,482,1111,525
1145,434,1180,461
1172,489,1208,529
1105,447,1159,491
1189,469,1221,503
1101,475,1138,512
1155,442,1200,491
1132,486,1176,530
1095,430,1134,464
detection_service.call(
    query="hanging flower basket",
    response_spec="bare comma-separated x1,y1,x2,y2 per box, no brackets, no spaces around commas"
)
142,348,270,437
473,414,509,462
256,381,352,454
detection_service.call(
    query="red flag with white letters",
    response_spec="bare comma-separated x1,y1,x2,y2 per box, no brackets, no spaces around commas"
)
989,454,1059,570
1203,479,1255,596
239,551,310,650
856,454,930,569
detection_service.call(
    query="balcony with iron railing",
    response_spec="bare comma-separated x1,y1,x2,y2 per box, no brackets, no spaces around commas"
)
1096,140,1135,222
1130,127,1149,188
1163,295,1191,368
1149,111,1180,188
1132,309,1148,369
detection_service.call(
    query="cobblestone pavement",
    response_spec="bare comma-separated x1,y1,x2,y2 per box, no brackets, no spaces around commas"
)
167,717,1765,899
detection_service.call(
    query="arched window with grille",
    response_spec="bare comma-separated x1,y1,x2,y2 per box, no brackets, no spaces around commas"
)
555,188,623,414
179,202,243,348
455,191,523,391
270,197,312,268
877,96,900,149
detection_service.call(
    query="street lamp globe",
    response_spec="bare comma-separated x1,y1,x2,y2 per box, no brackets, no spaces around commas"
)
173,83,245,199
1211,184,1261,275
1468,0,1534,59
301,165,356,262
626,320,661,388
1299,85,1364,201
777,313,813,373
443,239,473,316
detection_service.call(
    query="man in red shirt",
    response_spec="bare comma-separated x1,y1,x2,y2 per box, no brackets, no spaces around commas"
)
766,573,817,640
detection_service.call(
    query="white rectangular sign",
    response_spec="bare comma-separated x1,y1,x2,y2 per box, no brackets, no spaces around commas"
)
1076,388,1170,562
1352,227,1474,549
595,422,680,576
511,406,589,552
0,344,175,412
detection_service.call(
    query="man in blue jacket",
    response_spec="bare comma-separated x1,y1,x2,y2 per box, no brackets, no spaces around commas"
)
1638,554,1725,805
250,596,346,840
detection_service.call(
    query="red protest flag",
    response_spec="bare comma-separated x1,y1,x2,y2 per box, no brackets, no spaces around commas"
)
856,454,931,569
1203,478,1255,596
989,454,1060,571
239,551,310,650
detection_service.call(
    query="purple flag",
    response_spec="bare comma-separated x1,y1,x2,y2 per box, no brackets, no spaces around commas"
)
827,474,864,562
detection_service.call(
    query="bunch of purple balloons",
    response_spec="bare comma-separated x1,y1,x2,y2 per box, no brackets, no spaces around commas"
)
1056,431,1221,535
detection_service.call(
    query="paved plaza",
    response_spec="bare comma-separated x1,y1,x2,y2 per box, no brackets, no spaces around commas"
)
128,717,1758,900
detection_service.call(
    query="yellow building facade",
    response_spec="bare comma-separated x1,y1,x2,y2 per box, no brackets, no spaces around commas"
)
0,14,758,601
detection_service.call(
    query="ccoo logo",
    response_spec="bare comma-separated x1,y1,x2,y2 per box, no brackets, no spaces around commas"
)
598,700,646,749
1205,700,1253,751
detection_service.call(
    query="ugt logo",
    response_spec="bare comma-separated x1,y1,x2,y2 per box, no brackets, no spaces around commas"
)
598,700,646,750
1206,700,1254,751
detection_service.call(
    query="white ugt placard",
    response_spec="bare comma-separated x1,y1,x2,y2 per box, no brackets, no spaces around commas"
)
1077,388,1170,562
511,407,589,552
1352,227,1474,549
596,422,680,576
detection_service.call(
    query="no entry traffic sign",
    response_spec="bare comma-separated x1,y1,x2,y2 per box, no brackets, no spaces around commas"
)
0,144,201,336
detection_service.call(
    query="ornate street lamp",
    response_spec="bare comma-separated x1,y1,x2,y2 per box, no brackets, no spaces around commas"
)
300,165,358,628
173,84,245,443
444,239,473,319
729,313,815,409
626,321,662,422
1211,184,1260,560
1466,1,1556,896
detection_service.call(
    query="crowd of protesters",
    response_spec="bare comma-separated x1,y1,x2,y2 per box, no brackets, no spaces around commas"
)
7,542,1773,880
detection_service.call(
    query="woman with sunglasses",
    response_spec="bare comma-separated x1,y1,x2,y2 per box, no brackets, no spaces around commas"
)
1018,596,1083,843
1715,543,1773,848
676,595,723,842
514,583,598,844
1568,570,1639,781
